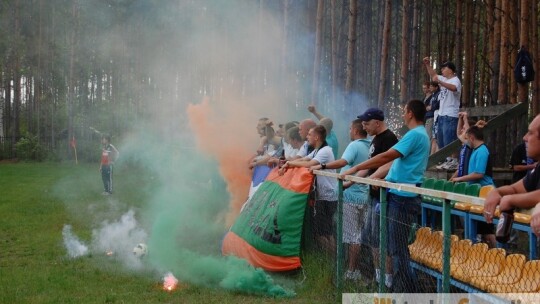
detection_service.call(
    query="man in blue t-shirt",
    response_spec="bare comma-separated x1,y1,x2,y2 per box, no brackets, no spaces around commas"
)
310,118,370,280
341,100,430,292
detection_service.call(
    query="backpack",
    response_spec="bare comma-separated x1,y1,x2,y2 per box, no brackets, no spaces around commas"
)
514,48,535,83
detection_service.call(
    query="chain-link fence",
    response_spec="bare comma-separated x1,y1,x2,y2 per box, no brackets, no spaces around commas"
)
307,171,540,299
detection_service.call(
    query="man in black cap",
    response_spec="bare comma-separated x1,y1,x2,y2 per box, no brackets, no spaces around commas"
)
355,107,398,288
423,57,462,170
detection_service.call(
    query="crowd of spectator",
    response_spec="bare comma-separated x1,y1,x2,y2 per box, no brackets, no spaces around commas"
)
244,58,540,292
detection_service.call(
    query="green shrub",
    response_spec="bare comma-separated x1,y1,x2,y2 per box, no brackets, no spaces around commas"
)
15,134,47,161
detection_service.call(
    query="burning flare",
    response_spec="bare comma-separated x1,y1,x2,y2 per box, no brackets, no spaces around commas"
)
163,272,179,292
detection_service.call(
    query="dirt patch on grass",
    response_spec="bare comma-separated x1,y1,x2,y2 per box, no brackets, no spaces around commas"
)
0,158,19,164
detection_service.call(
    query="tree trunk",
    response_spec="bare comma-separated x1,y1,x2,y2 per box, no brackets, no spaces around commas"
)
400,0,409,103
67,0,78,155
532,0,539,115
497,0,509,104
13,0,21,139
330,0,337,104
4,68,11,138
462,0,474,106
374,0,385,106
479,6,489,106
344,0,357,102
489,0,501,105
410,0,420,98
377,0,391,108
35,0,44,139
508,0,519,104
454,0,463,76
517,0,529,104
282,0,290,102
423,0,432,63
311,0,324,104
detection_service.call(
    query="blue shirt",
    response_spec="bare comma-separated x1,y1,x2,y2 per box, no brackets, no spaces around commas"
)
468,144,494,186
326,131,339,159
339,138,371,204
386,125,430,197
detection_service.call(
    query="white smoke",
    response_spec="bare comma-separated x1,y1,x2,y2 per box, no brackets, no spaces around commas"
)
63,209,148,270
62,225,89,258
92,209,148,269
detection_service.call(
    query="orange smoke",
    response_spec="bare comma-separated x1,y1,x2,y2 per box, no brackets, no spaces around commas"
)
187,97,255,226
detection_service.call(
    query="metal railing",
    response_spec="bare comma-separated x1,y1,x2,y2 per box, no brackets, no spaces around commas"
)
313,170,486,294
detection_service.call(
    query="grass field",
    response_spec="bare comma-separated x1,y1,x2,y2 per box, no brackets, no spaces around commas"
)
0,162,340,304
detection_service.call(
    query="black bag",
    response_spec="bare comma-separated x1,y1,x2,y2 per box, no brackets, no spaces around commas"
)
514,48,535,83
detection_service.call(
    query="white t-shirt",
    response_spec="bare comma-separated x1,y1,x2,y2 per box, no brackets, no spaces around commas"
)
296,141,309,158
437,75,462,117
283,141,298,159
307,145,337,201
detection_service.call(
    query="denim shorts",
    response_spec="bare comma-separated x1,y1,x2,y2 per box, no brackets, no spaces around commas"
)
360,196,381,248
436,115,458,148
387,193,421,257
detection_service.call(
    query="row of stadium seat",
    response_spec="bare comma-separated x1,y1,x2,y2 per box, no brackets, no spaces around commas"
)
409,227,540,293
420,178,537,259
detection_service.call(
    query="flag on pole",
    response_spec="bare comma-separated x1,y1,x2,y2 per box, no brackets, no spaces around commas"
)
70,136,76,148
70,135,78,164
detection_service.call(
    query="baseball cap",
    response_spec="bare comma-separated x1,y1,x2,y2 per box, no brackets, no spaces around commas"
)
357,108,385,121
440,61,456,72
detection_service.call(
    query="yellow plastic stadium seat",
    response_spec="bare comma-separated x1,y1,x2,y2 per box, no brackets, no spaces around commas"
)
450,243,488,281
470,254,526,291
409,227,432,262
469,185,495,214
514,212,531,224
459,248,506,284
450,182,469,210
479,185,495,198
413,231,441,265
434,238,472,272
453,202,472,211
487,260,540,293
417,231,444,267
424,234,459,270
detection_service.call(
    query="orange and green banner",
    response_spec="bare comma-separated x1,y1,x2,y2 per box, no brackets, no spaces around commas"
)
222,167,314,271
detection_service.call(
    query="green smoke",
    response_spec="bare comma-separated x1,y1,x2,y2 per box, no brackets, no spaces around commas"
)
122,127,294,297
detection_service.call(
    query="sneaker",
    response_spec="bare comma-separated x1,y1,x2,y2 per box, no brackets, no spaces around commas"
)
385,274,393,288
345,270,361,281
436,159,450,170
442,158,458,170
102,191,110,196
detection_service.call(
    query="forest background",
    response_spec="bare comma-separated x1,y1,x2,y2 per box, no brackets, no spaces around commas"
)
0,0,538,164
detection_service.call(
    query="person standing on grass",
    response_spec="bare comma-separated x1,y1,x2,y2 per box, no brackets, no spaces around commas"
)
309,118,371,281
279,125,337,255
100,134,119,195
348,107,398,288
341,100,430,292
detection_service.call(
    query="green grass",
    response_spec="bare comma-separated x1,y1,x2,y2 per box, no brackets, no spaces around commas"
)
0,162,339,303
